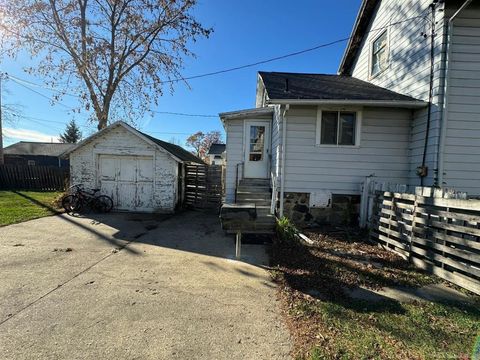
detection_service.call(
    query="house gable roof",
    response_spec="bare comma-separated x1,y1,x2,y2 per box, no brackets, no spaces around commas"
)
62,121,203,164
259,71,424,105
207,143,226,155
4,141,74,156
338,0,380,75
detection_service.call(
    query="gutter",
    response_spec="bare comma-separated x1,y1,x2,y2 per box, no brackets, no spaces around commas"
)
279,104,289,217
267,99,427,109
437,0,473,186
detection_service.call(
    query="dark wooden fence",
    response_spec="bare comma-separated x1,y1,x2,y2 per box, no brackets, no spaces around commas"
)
370,190,480,295
0,165,69,191
184,164,222,210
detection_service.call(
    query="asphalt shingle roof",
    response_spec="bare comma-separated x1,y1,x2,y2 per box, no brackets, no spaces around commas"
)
207,143,226,155
3,142,75,156
259,71,421,103
138,131,204,164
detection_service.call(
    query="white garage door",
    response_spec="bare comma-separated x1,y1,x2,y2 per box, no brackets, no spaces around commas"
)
98,155,154,211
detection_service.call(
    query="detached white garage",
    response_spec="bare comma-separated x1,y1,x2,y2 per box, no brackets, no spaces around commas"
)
63,121,203,213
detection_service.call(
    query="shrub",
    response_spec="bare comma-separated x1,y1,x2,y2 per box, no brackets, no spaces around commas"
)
276,216,298,244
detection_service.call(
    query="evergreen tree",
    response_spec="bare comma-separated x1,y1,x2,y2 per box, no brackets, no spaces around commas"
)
59,120,82,144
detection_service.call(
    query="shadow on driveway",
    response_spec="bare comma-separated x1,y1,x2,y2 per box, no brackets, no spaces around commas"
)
15,191,271,267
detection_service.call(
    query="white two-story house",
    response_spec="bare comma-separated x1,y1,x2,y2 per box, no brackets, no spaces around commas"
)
220,0,480,227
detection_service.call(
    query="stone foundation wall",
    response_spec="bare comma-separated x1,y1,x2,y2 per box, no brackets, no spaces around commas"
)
281,192,360,228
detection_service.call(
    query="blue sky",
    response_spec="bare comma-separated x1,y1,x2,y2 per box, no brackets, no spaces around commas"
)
1,0,361,149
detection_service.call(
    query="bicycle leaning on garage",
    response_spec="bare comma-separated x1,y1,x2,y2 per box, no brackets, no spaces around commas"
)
62,184,114,213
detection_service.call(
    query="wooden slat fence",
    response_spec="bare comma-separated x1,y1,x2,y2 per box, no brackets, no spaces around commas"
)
370,189,480,295
0,165,69,191
184,164,222,209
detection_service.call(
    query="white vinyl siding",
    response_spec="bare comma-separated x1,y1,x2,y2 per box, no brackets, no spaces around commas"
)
349,0,446,187
224,119,244,202
224,114,274,202
283,106,411,194
443,4,480,195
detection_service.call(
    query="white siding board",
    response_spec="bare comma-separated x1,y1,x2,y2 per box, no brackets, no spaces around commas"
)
444,4,480,195
349,0,447,187
224,119,244,202
283,106,411,194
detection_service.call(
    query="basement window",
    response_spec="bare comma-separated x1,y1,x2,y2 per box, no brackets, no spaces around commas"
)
316,109,361,146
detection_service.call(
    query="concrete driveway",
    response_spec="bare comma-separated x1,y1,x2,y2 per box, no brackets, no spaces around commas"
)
0,211,291,359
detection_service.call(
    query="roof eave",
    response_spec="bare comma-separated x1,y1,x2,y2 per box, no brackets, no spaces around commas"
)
338,0,379,75
266,98,427,109
219,107,274,121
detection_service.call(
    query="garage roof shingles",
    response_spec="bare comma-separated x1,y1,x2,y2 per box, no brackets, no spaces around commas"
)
139,131,204,164
259,71,421,102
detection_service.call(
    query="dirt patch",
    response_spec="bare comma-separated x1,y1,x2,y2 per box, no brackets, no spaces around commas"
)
273,228,437,299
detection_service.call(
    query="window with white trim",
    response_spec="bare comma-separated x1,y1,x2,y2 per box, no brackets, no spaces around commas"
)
316,110,359,146
371,30,388,77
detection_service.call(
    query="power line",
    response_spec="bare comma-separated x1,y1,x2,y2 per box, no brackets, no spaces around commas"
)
6,74,80,98
148,131,191,135
1,12,428,122
155,37,352,85
151,111,217,118
7,74,220,118
7,76,77,111
154,14,428,85
5,14,427,93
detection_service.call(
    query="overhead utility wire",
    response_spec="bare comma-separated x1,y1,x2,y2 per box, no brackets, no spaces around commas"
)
7,76,76,111
2,13,427,118
154,14,428,85
151,111,217,118
6,74,79,98
8,13,427,90
8,74,220,118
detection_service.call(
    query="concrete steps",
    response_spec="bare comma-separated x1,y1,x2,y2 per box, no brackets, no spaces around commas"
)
239,178,270,187
232,178,275,234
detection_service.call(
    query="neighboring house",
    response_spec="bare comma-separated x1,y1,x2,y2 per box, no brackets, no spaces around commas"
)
207,143,226,166
3,141,74,167
62,121,203,213
220,0,480,226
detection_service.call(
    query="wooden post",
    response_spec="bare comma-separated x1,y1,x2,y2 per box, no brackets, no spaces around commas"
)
235,231,242,259
409,194,419,263
360,175,374,228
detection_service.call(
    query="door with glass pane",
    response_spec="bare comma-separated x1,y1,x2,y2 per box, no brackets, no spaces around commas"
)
244,120,270,178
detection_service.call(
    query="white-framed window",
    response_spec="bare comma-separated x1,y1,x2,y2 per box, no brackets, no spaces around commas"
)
27,160,36,166
315,108,361,147
370,30,389,77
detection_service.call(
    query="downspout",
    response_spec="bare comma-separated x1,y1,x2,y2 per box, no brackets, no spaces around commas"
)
437,0,473,187
420,3,437,187
279,104,289,217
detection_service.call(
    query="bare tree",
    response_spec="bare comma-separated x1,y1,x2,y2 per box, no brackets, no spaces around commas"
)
186,130,222,159
0,0,212,129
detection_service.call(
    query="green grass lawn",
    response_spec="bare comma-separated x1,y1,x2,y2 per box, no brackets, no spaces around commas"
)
0,191,63,226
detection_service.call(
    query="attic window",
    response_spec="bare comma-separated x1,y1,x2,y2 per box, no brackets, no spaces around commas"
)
371,30,388,77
